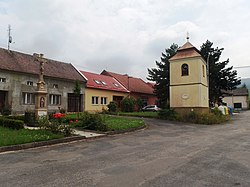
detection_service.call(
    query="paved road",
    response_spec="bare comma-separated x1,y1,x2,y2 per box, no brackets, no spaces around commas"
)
1,112,250,187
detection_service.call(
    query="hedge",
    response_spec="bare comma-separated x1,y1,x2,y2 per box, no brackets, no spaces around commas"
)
0,117,24,130
6,115,25,122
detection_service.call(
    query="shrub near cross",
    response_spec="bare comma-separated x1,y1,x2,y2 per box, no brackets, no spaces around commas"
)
39,113,73,136
0,117,24,130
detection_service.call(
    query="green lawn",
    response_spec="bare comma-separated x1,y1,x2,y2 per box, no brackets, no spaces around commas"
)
117,111,159,118
0,126,64,147
66,113,146,131
104,116,145,131
66,111,158,119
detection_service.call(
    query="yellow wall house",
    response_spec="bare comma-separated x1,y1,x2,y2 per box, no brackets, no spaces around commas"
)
81,71,129,112
169,39,209,115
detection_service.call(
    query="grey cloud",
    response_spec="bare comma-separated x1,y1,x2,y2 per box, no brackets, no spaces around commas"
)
0,0,250,79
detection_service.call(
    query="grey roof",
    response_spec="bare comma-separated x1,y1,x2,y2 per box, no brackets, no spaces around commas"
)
223,87,249,96
0,47,86,82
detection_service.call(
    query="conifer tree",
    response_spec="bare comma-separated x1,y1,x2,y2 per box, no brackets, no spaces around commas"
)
148,40,241,107
73,80,81,118
200,40,241,103
147,43,178,108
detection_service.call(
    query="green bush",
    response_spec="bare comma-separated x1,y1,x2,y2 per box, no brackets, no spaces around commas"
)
61,124,73,136
107,101,117,112
78,112,107,131
59,108,66,114
136,98,144,111
158,109,180,121
121,97,135,112
183,111,229,125
63,115,78,123
183,111,198,123
1,105,11,116
6,115,25,121
48,112,56,120
211,107,222,116
24,111,37,126
0,117,24,130
38,116,73,136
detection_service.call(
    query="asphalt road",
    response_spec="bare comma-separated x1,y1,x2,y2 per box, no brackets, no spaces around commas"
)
1,111,250,187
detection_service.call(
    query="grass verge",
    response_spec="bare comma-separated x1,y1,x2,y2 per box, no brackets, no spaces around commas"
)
104,116,145,131
0,126,64,147
116,111,158,118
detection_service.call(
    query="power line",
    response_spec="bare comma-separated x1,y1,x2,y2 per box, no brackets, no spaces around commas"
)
233,66,250,69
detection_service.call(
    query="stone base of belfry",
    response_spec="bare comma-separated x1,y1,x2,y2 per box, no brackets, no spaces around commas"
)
173,107,209,116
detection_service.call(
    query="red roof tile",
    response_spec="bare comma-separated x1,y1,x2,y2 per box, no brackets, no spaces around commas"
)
101,70,155,95
147,82,156,88
0,48,86,82
178,41,195,50
80,71,129,93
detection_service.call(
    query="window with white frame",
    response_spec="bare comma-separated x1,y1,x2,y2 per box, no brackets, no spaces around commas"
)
101,97,107,105
0,78,6,83
22,92,35,105
92,96,99,105
113,83,119,87
94,80,101,85
27,81,33,86
101,81,107,85
49,94,61,105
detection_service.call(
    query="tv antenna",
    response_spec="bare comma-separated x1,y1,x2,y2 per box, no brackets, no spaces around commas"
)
7,24,13,51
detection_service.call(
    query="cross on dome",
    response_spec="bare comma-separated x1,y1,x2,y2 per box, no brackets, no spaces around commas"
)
186,32,190,42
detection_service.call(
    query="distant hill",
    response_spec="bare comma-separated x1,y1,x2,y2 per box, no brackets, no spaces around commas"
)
241,78,250,89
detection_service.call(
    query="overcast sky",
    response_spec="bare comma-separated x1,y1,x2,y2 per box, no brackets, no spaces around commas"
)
0,0,250,80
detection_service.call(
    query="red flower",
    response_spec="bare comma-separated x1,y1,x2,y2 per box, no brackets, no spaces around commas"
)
69,120,73,123
75,119,78,122
53,114,58,118
53,113,65,119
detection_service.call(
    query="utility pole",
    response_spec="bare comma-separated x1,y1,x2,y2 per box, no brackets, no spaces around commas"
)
7,25,12,51
207,52,211,106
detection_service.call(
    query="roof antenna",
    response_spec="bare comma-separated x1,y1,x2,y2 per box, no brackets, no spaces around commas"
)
186,32,190,42
7,24,13,51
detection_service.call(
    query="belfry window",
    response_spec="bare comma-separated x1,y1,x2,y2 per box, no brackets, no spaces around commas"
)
181,64,189,76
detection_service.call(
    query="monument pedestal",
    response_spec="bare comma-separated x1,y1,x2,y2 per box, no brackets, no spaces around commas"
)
35,81,48,117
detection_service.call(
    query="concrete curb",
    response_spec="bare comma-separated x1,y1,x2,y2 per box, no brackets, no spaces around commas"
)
0,136,87,153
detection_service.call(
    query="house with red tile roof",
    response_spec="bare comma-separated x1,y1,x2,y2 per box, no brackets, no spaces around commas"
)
101,70,157,107
0,47,87,114
81,71,129,112
146,82,156,89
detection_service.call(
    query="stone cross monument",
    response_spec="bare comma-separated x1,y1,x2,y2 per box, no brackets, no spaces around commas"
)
34,53,48,117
